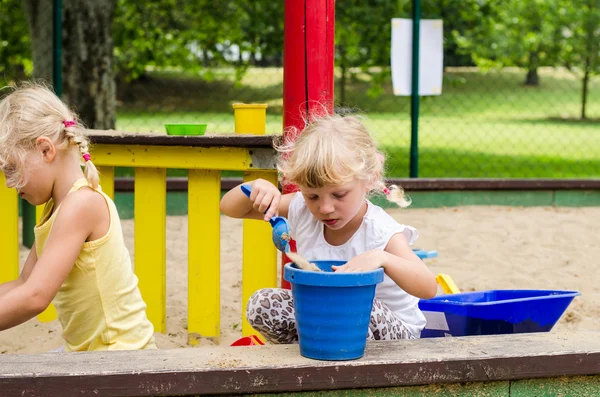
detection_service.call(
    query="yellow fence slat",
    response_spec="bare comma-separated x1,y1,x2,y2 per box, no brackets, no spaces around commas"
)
0,173,19,283
36,301,57,322
35,203,58,322
91,145,253,171
98,166,115,200
187,170,221,345
134,168,167,334
241,171,279,337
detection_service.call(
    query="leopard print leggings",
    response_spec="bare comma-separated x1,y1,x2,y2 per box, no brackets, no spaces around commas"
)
246,288,416,344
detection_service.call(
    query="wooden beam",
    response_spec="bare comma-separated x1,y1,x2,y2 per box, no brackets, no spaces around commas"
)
86,131,279,148
1,332,599,396
393,178,600,191
112,177,600,193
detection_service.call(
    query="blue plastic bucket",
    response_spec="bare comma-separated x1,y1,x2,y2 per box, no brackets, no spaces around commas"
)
283,260,384,361
418,289,580,338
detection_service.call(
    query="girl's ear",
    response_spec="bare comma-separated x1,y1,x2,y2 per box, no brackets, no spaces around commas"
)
35,136,57,163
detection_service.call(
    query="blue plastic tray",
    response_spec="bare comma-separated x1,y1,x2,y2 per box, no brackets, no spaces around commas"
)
418,289,580,338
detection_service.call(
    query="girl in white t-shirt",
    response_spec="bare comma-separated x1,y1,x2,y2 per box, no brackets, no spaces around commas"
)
220,113,437,343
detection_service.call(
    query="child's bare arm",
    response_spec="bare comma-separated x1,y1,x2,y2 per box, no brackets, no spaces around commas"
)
0,242,37,298
381,233,437,299
333,233,437,299
220,178,295,221
0,190,106,330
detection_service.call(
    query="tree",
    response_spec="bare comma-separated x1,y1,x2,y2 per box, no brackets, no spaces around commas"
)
237,0,284,67
23,0,117,129
0,0,32,79
559,0,600,119
396,0,475,69
335,0,397,104
451,0,569,86
112,0,191,82
112,0,277,83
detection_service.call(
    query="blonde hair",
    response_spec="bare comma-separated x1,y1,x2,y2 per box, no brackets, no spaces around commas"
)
277,113,410,208
0,81,99,190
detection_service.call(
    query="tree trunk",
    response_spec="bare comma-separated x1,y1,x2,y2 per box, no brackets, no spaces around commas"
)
23,0,53,82
524,68,539,86
340,62,347,106
580,0,595,121
202,48,210,67
581,64,590,120
63,0,117,129
23,0,117,130
524,51,540,86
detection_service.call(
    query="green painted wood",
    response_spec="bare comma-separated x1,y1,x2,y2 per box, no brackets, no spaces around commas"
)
247,376,600,397
554,190,600,207
247,381,509,396
406,191,556,208
511,375,600,397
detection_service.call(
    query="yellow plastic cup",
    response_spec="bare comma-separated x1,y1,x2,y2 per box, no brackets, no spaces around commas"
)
232,103,268,135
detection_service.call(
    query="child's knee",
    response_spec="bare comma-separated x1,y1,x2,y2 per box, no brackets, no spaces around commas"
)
245,288,294,326
246,288,273,312
246,288,275,326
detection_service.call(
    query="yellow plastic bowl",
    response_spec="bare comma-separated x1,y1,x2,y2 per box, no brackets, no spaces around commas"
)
165,123,207,136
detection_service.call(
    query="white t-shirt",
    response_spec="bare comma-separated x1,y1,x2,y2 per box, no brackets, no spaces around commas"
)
287,192,427,337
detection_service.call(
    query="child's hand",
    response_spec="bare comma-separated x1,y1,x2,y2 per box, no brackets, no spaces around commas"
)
331,250,386,273
247,179,281,221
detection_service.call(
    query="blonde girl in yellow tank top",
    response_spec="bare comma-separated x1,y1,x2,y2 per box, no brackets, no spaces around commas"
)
0,82,156,352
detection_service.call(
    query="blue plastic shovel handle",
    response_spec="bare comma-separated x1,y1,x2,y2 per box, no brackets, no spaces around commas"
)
240,184,276,226
240,184,290,252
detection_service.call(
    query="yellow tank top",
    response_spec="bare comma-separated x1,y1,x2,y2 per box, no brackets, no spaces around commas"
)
34,178,156,351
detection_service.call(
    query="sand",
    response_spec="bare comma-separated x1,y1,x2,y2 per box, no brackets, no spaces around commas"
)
1,205,598,354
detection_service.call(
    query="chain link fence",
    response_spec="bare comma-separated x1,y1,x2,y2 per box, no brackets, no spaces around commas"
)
1,0,599,179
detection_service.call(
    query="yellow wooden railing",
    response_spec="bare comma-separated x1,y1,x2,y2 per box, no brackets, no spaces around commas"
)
0,107,279,345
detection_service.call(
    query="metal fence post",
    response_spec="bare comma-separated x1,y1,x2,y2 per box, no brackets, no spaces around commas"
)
410,0,421,178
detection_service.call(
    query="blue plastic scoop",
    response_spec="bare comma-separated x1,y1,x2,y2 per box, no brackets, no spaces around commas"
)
240,184,291,252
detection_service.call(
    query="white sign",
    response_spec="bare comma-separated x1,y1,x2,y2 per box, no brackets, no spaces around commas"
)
391,18,444,96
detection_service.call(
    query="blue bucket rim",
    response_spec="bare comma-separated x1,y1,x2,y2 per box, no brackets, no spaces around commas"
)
421,289,581,307
283,261,384,287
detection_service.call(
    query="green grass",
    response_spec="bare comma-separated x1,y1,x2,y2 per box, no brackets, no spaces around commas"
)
115,66,600,178
6,67,600,178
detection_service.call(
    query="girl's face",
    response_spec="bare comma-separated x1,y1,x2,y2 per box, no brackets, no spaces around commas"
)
2,147,55,206
300,181,369,232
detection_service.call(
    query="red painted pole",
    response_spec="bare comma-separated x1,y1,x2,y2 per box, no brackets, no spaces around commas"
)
281,0,335,288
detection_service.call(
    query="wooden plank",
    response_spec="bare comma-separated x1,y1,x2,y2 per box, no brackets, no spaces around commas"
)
0,173,19,283
89,145,277,171
134,168,167,334
554,190,600,207
0,332,598,396
187,169,221,345
98,166,115,200
241,171,279,337
86,131,279,148
114,177,277,192
406,191,555,208
113,177,600,193
388,178,600,191
36,301,57,323
32,201,58,323
90,144,254,170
